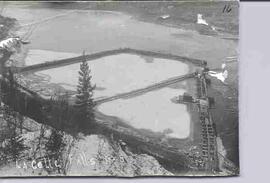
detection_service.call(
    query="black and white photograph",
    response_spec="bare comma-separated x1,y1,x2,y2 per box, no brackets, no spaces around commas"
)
0,0,239,177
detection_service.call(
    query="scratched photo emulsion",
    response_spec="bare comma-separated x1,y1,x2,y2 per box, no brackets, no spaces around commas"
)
0,0,239,177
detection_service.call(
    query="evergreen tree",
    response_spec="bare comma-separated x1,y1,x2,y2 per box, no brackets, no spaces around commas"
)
1,106,29,164
45,129,65,157
2,131,28,162
44,128,66,174
75,51,96,130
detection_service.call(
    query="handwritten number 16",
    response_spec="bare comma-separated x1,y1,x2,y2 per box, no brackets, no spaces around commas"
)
223,5,232,13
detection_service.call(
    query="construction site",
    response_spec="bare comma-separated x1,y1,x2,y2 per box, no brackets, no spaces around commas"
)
0,1,239,177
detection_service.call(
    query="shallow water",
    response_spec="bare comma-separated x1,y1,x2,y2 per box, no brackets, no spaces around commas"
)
25,50,190,139
98,88,190,139
31,52,188,98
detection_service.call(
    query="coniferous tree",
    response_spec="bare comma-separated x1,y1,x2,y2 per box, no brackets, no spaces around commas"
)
2,131,28,162
75,51,96,130
45,128,66,174
1,106,29,164
45,129,65,157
